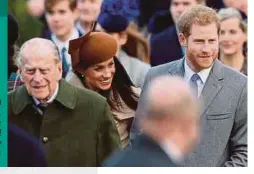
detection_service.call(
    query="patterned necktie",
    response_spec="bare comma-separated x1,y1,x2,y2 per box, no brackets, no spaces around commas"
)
61,47,69,78
190,74,200,97
37,103,48,115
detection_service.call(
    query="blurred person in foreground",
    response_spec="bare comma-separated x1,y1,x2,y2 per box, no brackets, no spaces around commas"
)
131,5,247,167
218,8,247,75
8,13,47,167
103,76,200,167
68,30,139,148
8,37,120,166
97,0,150,88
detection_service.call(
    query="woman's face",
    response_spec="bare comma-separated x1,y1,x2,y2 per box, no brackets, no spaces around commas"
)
219,17,246,56
84,58,116,91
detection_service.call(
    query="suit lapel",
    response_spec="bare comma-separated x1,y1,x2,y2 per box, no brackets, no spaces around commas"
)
168,58,185,77
199,59,224,116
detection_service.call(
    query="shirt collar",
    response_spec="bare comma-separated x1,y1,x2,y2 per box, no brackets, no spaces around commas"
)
75,21,86,35
184,58,213,84
12,79,76,115
51,27,80,50
33,83,59,105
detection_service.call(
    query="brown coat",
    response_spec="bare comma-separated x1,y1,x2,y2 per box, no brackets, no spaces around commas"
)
8,79,121,166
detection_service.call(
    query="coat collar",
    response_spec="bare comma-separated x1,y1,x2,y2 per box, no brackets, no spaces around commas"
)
167,58,185,77
12,79,76,115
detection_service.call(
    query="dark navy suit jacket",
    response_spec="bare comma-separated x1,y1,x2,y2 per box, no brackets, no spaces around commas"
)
150,25,184,67
103,134,178,167
8,123,47,167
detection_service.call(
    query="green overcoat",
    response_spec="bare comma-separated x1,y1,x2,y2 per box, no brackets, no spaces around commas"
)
8,79,121,166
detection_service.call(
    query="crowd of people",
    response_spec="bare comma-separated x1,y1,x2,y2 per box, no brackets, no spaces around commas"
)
8,0,247,167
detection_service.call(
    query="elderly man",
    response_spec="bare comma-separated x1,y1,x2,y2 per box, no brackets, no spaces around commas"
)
8,13,47,167
103,76,200,167
131,5,247,167
8,38,120,166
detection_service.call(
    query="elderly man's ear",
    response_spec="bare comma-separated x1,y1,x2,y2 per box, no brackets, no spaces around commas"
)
57,62,63,80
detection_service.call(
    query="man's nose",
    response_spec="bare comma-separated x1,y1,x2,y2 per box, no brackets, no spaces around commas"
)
201,43,211,53
33,70,43,82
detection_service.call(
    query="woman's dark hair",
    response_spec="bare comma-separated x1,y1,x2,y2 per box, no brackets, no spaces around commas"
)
75,57,139,112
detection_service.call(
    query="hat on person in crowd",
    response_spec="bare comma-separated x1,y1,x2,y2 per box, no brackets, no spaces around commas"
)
69,31,118,72
97,0,139,32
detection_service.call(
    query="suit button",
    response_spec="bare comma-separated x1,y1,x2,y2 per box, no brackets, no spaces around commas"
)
42,136,49,143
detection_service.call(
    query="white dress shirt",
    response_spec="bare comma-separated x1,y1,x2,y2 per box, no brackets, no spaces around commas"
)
51,28,80,76
33,83,59,105
184,59,212,98
75,21,87,35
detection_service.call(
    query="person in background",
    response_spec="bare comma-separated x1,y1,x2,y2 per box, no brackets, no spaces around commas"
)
27,0,45,17
26,0,51,39
97,0,150,87
103,76,200,167
223,0,247,19
44,0,82,79
8,13,23,91
149,0,206,66
9,37,120,166
68,31,139,148
218,7,247,75
131,5,247,167
76,0,103,35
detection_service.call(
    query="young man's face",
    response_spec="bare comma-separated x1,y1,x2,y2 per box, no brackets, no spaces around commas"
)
46,0,77,40
180,22,219,72
170,0,198,23
77,0,102,24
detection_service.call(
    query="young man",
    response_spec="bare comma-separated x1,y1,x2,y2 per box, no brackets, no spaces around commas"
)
150,0,205,66
76,0,103,35
9,38,120,166
44,0,82,79
131,5,247,167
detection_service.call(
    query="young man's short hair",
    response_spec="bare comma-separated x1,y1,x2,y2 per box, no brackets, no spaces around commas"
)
45,0,77,12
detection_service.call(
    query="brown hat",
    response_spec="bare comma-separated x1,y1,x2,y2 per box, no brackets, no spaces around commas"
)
68,31,118,72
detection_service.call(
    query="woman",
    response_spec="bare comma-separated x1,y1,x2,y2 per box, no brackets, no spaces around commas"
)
68,31,139,148
218,7,247,75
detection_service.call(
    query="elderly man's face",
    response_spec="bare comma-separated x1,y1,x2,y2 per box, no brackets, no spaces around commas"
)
20,50,62,101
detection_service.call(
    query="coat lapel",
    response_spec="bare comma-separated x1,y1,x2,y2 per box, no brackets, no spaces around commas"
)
168,58,185,77
199,59,224,116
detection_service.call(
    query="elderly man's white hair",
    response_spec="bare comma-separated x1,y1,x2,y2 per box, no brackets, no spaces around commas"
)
145,75,199,119
15,38,60,68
